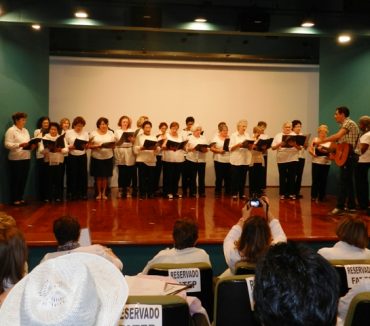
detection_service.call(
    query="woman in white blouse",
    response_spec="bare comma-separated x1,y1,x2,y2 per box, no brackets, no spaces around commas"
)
114,115,136,198
222,196,287,276
89,117,115,200
34,116,50,202
65,116,89,200
229,119,252,200
210,122,231,197
271,121,300,200
185,125,208,197
162,121,185,199
40,122,69,202
133,120,160,199
4,112,33,206
355,115,370,211
308,124,331,202
154,122,168,195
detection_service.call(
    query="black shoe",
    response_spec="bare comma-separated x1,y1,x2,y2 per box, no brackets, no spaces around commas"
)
190,193,197,198
296,194,303,199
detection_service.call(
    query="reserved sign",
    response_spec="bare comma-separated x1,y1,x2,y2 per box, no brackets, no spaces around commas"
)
120,304,162,326
344,264,370,288
168,268,201,293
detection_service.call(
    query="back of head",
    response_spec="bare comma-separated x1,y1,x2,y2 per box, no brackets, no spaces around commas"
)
0,224,28,294
53,216,80,246
237,216,271,263
173,218,198,250
254,242,339,326
336,216,368,249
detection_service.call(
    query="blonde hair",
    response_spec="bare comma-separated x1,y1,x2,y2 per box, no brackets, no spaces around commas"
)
282,121,292,128
317,124,329,133
237,119,248,129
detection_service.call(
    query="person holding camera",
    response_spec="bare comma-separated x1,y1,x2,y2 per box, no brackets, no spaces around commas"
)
221,196,287,276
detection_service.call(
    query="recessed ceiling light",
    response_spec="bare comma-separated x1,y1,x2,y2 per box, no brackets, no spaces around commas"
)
194,17,207,23
338,34,351,44
31,24,41,30
75,10,88,19
301,20,315,28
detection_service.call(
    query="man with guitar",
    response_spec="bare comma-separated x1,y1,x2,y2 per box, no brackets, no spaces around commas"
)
315,106,359,215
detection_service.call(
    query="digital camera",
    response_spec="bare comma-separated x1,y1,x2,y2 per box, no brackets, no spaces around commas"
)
249,194,263,207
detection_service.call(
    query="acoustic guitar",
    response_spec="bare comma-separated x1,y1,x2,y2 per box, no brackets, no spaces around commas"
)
329,142,351,166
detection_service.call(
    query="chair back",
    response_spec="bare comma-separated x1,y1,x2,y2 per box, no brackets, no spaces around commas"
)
148,262,213,319
235,261,256,275
120,295,191,326
329,260,370,296
344,292,370,326
213,275,260,326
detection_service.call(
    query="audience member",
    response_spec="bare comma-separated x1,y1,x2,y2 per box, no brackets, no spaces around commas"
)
222,196,286,276
337,279,370,325
0,252,128,325
141,218,211,274
254,242,339,326
0,213,28,306
318,215,370,260
41,216,123,270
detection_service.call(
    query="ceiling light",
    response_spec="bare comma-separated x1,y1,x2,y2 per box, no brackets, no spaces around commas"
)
75,10,88,19
194,17,207,23
338,34,351,44
301,20,315,28
31,24,41,30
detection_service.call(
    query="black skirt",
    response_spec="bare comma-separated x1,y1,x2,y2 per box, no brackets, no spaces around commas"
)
90,157,113,177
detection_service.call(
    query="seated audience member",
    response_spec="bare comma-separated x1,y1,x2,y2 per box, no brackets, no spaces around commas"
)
0,213,28,306
222,196,287,276
337,279,370,326
318,215,370,260
0,253,128,326
41,215,123,270
141,218,211,274
254,242,339,326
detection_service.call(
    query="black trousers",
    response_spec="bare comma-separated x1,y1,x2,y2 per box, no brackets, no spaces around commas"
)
295,158,305,196
231,164,248,197
337,155,357,210
277,161,297,196
162,161,182,196
9,159,30,202
355,162,370,209
46,163,63,200
214,161,231,195
117,165,136,192
249,163,264,196
181,159,191,195
60,156,68,198
311,163,330,200
154,155,163,192
137,162,155,197
36,158,48,201
67,154,88,199
262,154,268,189
186,160,206,196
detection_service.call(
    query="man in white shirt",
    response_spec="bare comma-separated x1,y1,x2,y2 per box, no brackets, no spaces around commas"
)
141,218,211,274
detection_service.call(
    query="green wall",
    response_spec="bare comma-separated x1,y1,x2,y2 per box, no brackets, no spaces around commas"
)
319,37,370,194
0,25,49,204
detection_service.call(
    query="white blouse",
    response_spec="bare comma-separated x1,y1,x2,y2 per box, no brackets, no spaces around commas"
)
229,131,252,166
211,134,230,163
65,129,89,156
4,125,31,160
114,128,136,166
272,132,299,164
162,134,185,163
89,130,115,160
185,135,208,163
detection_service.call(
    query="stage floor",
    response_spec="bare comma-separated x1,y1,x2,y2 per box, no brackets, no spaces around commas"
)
2,187,369,247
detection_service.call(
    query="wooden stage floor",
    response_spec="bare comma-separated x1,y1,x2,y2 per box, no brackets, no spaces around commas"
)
2,187,369,247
